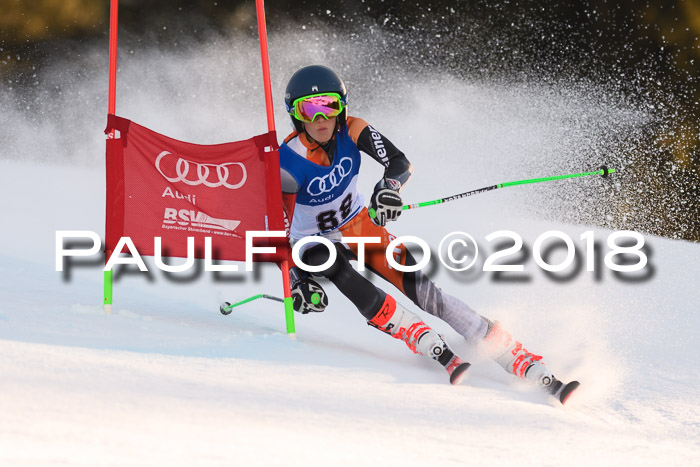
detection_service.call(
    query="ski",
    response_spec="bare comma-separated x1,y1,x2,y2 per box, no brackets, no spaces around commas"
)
444,356,471,385
546,378,581,405
557,381,580,405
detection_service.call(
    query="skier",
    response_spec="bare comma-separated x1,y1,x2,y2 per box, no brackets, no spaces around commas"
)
278,65,578,403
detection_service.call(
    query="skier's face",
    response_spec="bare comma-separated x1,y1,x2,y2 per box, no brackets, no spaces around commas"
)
303,115,337,144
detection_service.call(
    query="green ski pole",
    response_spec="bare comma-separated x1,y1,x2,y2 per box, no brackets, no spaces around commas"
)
369,166,615,217
220,292,320,315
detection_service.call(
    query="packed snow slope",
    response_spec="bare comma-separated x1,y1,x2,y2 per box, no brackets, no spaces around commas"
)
1,32,699,466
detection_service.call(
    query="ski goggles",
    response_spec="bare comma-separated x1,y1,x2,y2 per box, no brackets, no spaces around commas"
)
289,93,346,123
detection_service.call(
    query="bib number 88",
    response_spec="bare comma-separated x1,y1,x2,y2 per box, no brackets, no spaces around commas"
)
316,194,353,231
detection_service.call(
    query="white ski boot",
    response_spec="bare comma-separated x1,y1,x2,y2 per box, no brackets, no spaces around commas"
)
483,319,580,404
369,295,471,384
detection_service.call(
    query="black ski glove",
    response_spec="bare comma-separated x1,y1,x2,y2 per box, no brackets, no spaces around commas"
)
369,179,403,227
291,278,329,314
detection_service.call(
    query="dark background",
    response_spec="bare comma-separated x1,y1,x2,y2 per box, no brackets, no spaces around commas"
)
1,0,698,241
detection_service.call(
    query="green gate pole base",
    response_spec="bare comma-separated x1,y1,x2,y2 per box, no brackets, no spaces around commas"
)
284,296,296,340
103,269,113,314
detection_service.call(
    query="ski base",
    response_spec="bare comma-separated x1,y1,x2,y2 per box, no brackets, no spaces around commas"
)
558,380,580,405
442,354,471,385
449,362,471,385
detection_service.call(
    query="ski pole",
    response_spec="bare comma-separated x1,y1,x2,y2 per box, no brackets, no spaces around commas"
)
220,292,320,315
369,166,614,218
220,294,283,315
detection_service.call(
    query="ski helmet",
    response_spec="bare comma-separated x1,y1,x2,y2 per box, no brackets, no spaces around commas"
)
285,65,348,133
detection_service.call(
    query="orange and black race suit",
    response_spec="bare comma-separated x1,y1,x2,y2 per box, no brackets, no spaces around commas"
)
279,116,487,341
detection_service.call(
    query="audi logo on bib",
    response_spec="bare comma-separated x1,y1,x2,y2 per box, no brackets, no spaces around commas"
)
307,157,353,196
155,151,248,189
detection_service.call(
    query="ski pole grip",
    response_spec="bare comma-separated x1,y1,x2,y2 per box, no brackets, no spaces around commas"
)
368,208,377,219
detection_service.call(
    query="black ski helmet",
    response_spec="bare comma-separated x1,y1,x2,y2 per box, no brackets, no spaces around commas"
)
285,65,348,133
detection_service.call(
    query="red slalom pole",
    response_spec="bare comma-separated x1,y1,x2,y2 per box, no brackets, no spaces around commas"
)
107,0,119,123
255,0,295,336
104,0,119,313
256,0,276,133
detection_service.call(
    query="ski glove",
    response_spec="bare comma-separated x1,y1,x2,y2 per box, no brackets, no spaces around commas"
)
369,179,403,227
291,278,329,314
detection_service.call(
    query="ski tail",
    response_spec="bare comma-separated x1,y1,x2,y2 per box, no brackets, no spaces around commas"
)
558,381,580,405
439,350,471,385
547,378,581,405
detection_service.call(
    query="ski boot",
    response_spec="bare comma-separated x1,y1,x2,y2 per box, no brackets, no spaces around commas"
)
369,295,471,385
483,320,580,404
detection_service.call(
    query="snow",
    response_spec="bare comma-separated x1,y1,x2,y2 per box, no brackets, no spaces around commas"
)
1,35,699,466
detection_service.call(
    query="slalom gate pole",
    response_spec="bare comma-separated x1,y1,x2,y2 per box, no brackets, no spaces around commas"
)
104,0,119,314
371,166,615,218
255,0,296,336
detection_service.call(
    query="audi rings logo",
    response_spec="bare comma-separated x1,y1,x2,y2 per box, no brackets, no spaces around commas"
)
307,157,353,196
155,151,247,189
